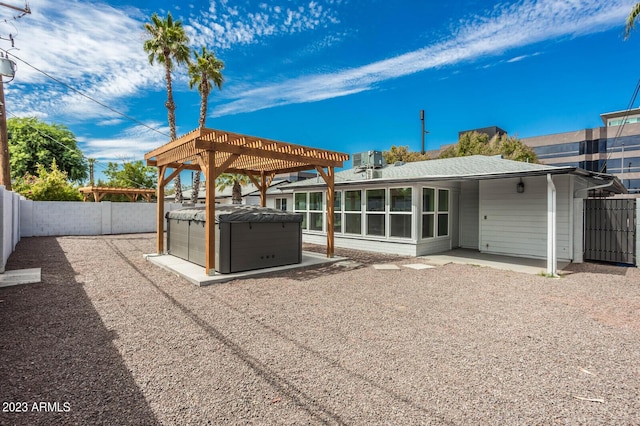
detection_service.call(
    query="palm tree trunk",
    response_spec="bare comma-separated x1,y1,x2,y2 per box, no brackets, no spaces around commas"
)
232,180,242,204
164,52,182,202
198,83,209,128
191,171,201,203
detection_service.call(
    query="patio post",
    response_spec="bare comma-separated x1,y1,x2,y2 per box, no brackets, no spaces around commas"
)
156,165,166,254
547,173,557,276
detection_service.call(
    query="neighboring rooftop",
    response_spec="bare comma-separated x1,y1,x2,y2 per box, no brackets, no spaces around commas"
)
283,155,584,188
600,107,640,127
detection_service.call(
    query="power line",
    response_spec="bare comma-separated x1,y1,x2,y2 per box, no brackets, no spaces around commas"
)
599,78,640,174
6,110,155,189
1,48,170,138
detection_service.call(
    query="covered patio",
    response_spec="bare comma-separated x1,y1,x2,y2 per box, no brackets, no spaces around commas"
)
144,127,349,275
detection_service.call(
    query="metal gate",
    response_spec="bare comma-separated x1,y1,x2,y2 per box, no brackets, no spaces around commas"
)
584,199,636,265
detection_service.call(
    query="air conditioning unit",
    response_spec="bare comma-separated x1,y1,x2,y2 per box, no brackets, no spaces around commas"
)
353,150,385,168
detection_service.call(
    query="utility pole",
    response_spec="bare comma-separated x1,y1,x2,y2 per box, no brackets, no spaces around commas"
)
0,2,30,190
420,109,430,155
0,77,9,189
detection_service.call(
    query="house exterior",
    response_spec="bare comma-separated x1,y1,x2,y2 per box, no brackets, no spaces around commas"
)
270,155,624,267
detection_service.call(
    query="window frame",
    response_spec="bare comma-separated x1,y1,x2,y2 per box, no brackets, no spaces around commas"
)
365,188,386,237
344,189,363,235
389,186,413,239
421,187,449,239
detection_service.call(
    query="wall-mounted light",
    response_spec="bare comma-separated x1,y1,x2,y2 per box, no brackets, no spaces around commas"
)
517,178,525,193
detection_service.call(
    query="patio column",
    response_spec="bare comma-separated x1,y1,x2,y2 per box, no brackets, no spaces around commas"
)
547,174,557,276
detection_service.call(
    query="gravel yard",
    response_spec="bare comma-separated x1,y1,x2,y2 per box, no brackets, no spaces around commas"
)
1,234,639,424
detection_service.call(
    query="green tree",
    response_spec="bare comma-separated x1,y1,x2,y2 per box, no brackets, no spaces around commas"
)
188,46,225,203
439,131,538,163
625,2,640,39
8,117,88,182
382,145,430,164
143,11,190,202
216,173,251,204
102,160,156,188
14,160,82,201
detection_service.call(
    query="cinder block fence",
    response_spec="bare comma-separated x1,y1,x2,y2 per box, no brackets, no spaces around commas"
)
0,185,182,271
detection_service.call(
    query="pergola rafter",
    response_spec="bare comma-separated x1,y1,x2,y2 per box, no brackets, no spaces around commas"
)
144,127,349,275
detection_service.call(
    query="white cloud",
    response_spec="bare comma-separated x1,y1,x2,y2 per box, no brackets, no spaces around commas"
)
212,0,636,116
186,0,342,49
4,0,160,122
80,122,170,162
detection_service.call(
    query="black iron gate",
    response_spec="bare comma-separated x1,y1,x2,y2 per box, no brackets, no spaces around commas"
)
584,199,636,265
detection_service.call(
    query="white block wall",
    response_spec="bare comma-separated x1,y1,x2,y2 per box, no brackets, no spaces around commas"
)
0,186,21,272
20,201,183,237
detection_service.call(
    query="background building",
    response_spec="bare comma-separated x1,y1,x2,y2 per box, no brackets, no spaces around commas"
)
521,108,640,194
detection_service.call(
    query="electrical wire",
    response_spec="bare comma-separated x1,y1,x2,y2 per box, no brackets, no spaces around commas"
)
6,110,155,189
599,78,640,173
1,48,170,139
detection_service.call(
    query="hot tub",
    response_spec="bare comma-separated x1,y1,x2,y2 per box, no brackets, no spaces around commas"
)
166,205,303,274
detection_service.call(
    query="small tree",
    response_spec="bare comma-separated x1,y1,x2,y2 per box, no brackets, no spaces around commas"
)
102,160,156,189
14,160,82,201
382,145,430,164
8,117,88,182
439,131,538,163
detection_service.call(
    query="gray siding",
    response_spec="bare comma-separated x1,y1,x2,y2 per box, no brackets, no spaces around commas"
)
479,175,572,261
459,180,479,249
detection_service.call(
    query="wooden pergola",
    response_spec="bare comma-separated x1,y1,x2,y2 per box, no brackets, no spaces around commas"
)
144,127,349,275
79,186,156,202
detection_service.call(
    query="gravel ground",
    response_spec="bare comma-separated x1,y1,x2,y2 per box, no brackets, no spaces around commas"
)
1,233,639,425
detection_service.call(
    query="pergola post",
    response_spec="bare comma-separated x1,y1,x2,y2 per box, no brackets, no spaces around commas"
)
205,150,216,275
156,165,167,254
260,171,267,207
316,166,335,258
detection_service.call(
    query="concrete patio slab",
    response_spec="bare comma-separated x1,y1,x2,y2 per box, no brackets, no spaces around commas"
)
403,264,436,270
144,251,345,286
419,248,570,275
0,268,42,288
372,264,401,270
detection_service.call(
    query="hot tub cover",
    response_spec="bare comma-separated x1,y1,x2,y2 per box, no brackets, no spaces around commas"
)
166,204,303,223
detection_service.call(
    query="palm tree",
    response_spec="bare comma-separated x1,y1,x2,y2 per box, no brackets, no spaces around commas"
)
188,46,225,203
143,12,190,202
625,2,640,39
216,173,251,204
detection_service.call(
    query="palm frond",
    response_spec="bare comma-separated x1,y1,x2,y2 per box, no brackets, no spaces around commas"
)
625,2,640,39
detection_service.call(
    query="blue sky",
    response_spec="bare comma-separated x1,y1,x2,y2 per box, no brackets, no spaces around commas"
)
2,0,640,182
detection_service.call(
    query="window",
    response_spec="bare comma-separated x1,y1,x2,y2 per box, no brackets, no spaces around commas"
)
294,193,307,229
389,187,412,238
308,192,323,231
275,198,287,211
344,190,362,234
366,189,385,236
333,191,342,233
437,189,449,237
422,187,449,238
